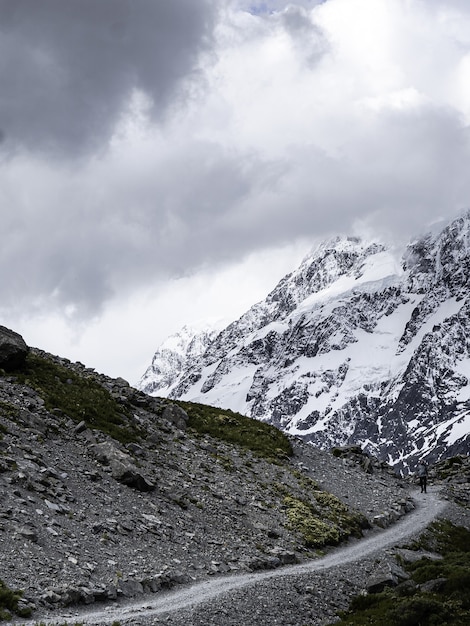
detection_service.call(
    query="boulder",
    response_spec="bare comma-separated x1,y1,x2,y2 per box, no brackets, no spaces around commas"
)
0,326,29,371
419,577,447,593
365,560,409,593
118,579,144,597
89,442,155,492
162,404,189,430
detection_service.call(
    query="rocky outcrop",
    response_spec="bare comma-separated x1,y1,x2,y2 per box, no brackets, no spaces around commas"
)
0,326,29,371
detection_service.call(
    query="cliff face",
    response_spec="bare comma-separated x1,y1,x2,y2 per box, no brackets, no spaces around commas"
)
139,212,470,472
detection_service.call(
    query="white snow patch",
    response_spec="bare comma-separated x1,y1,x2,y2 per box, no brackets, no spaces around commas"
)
291,250,401,322
444,410,470,446
455,358,470,402
188,364,259,415
402,297,464,356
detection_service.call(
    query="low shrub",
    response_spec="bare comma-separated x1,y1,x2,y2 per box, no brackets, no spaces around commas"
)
177,400,293,461
0,579,31,621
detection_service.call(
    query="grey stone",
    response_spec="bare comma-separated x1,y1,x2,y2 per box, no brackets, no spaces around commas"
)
365,560,409,594
16,525,38,542
419,577,447,593
162,404,189,430
119,579,144,597
74,420,87,434
89,441,155,491
395,548,442,564
0,326,29,371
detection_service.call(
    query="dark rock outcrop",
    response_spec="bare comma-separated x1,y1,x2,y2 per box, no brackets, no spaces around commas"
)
0,325,29,371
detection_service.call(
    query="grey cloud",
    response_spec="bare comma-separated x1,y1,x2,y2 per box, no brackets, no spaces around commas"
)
2,1,470,325
278,5,328,65
0,0,217,157
118,104,470,276
3,99,470,321
245,1,323,13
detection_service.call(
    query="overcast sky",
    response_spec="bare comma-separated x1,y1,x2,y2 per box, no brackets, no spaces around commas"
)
1,0,470,383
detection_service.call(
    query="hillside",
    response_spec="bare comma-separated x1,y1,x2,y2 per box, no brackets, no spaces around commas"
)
139,211,470,472
0,332,415,623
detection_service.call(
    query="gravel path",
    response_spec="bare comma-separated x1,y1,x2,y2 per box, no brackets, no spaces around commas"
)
15,487,447,626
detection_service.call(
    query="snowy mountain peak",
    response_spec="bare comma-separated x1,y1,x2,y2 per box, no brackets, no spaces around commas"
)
404,210,470,296
137,320,225,396
138,213,470,471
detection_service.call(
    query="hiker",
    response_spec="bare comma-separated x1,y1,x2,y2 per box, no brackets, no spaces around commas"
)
417,459,428,493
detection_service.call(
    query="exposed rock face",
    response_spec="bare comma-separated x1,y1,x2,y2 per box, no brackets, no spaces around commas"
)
0,326,29,371
139,212,470,472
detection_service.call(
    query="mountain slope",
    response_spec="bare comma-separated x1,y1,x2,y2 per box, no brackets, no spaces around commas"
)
0,342,412,622
139,212,470,471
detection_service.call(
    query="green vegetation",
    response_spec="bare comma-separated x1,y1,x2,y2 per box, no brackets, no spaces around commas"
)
283,495,342,547
0,579,31,621
0,400,19,421
177,400,293,461
283,489,367,549
332,520,470,626
12,353,140,445
278,471,368,550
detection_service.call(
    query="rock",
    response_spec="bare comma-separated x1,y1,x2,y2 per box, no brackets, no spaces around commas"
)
89,442,155,492
126,442,145,456
42,590,62,604
365,560,409,593
74,420,87,434
118,468,155,492
60,587,84,606
119,579,144,597
16,525,38,542
162,404,189,430
419,577,448,593
395,548,442,564
0,326,29,371
268,547,297,565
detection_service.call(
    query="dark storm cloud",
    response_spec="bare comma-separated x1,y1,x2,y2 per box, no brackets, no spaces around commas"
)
0,0,216,157
2,0,470,328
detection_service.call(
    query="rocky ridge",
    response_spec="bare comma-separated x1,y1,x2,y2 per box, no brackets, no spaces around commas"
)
0,336,417,622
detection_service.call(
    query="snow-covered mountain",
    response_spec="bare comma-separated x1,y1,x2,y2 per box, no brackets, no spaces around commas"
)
138,212,470,472
138,322,224,396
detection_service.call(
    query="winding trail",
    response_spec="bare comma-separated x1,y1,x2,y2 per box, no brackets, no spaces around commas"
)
16,489,446,626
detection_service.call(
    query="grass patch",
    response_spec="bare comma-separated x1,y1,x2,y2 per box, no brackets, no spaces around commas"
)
12,353,140,445
332,520,470,626
0,579,31,621
177,400,293,461
281,471,368,549
283,489,367,550
0,400,19,420
283,495,341,548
